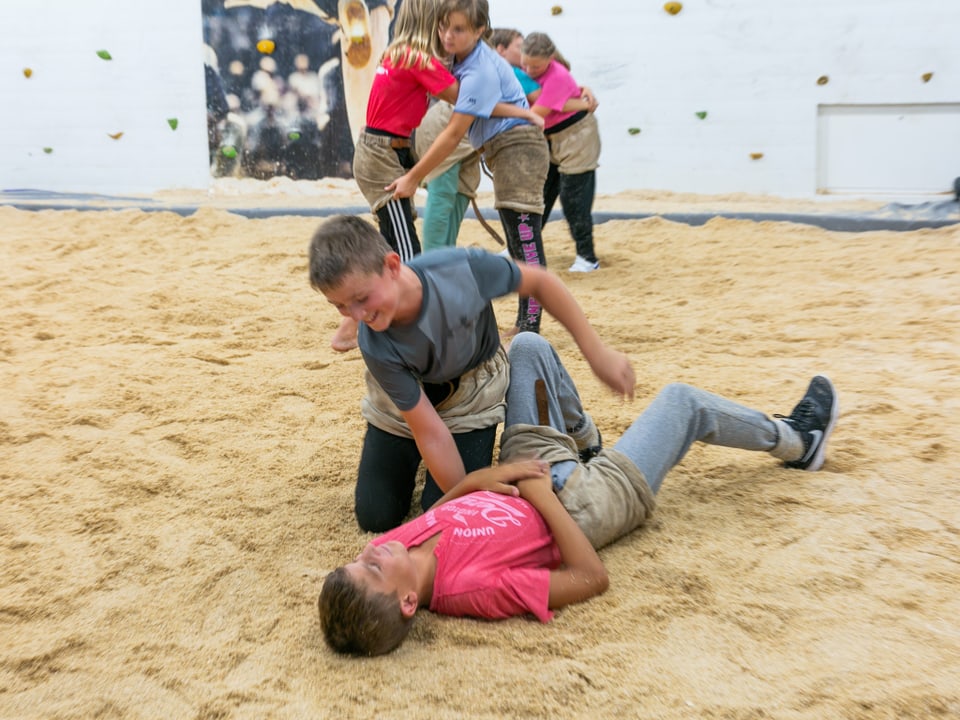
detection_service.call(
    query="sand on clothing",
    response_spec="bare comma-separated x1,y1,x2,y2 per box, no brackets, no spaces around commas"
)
1,190,958,719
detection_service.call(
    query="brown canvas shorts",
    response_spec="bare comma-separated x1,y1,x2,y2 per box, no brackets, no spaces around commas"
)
547,112,601,174
482,124,549,214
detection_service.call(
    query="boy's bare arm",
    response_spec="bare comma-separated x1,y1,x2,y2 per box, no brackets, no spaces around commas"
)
516,476,609,609
427,460,548,510
401,392,466,492
516,264,636,399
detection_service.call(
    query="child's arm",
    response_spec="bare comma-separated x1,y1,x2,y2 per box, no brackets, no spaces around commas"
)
427,459,548,510
400,393,466,492
386,111,475,198
490,102,545,128
516,264,636,400
516,474,609,609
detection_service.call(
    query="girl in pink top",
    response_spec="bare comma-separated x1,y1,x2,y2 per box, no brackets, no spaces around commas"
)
522,32,603,273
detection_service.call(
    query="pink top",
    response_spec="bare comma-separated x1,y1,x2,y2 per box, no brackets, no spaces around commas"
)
531,59,581,130
375,491,561,622
365,51,456,136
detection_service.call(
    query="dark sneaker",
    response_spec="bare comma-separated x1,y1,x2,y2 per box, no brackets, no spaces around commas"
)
776,375,838,471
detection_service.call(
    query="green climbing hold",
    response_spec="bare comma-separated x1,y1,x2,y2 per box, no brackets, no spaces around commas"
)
695,111,708,119
43,147,53,154
221,145,238,158
96,50,112,60
627,127,641,135
167,118,179,130
288,131,301,141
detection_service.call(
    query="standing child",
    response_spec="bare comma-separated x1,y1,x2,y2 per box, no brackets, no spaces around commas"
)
336,0,540,351
522,32,602,272
387,0,551,336
308,215,634,533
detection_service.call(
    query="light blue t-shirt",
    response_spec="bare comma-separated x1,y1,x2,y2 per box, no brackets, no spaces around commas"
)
358,248,521,411
452,41,530,149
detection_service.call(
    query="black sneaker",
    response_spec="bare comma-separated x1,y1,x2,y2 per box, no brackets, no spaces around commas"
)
776,375,838,472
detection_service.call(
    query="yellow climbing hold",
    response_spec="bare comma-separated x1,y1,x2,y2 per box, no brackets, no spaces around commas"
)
108,132,124,140
257,39,275,55
816,75,829,85
664,2,682,15
750,152,764,160
922,72,933,83
551,5,563,15
23,68,33,78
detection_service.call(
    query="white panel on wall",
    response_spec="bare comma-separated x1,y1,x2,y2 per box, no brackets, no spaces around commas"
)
817,104,960,195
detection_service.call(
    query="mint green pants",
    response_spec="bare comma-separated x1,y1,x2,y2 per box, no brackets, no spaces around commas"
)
422,162,470,252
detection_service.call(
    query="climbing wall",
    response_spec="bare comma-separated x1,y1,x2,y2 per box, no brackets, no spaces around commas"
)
1,0,957,197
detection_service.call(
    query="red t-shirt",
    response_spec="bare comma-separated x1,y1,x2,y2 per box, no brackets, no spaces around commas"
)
365,52,456,137
375,491,561,622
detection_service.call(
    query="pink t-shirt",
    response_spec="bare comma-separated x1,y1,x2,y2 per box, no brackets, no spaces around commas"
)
532,59,581,130
375,491,561,622
365,52,456,136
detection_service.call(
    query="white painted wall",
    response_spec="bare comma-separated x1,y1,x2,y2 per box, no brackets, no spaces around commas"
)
2,0,958,198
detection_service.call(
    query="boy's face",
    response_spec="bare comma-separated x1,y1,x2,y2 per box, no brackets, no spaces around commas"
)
497,35,523,68
323,259,398,332
345,541,417,603
439,11,484,60
521,54,550,80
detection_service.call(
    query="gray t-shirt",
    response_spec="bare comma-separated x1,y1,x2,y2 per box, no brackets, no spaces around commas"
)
359,248,521,411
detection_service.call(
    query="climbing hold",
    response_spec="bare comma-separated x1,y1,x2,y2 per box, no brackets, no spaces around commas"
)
288,131,302,141
23,68,33,78
750,152,764,160
221,146,238,158
627,127,641,135
695,111,707,120
256,39,275,55
43,147,53,154
108,132,124,140
663,2,682,15
96,49,112,60
551,5,563,15
816,75,829,85
922,72,933,83
167,118,179,130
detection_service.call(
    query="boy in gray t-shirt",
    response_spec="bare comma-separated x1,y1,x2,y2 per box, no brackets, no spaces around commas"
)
309,215,633,532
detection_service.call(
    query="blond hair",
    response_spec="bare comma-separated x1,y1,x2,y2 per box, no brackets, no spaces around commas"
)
384,0,447,70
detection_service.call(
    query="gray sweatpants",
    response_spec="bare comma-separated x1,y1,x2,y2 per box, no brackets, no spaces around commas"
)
504,333,801,494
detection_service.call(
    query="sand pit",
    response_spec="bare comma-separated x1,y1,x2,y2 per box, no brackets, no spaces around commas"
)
1,198,958,719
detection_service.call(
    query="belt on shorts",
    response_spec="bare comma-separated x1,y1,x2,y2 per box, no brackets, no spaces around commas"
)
544,110,588,136
365,126,412,149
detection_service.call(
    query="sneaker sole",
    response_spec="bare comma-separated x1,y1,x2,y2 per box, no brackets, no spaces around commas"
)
803,375,839,472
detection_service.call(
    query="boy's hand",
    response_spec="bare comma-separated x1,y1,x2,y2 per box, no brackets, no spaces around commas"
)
589,345,636,400
526,111,545,129
386,173,419,199
464,460,549,497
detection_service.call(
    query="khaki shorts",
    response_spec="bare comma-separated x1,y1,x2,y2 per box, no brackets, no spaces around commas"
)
415,102,482,197
360,346,509,438
482,124,549,214
547,112,601,174
352,130,409,213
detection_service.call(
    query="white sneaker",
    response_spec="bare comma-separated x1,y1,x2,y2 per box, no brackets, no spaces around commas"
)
498,248,511,258
568,255,600,272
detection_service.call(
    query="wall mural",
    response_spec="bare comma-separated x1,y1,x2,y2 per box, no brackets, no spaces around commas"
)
202,0,398,181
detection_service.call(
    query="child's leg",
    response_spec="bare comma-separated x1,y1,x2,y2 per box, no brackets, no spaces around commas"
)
422,162,469,251
375,198,421,261
355,424,422,532
499,208,545,333
558,170,598,263
542,162,561,229
421,425,498,511
612,383,794,494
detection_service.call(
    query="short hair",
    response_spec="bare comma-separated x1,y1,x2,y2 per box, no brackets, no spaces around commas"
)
439,0,490,37
490,27,521,51
318,566,414,656
308,215,393,293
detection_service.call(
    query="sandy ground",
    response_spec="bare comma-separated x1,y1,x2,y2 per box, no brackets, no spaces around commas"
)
1,194,959,719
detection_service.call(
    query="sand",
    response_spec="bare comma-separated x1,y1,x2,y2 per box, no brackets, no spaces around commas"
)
1,192,958,719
